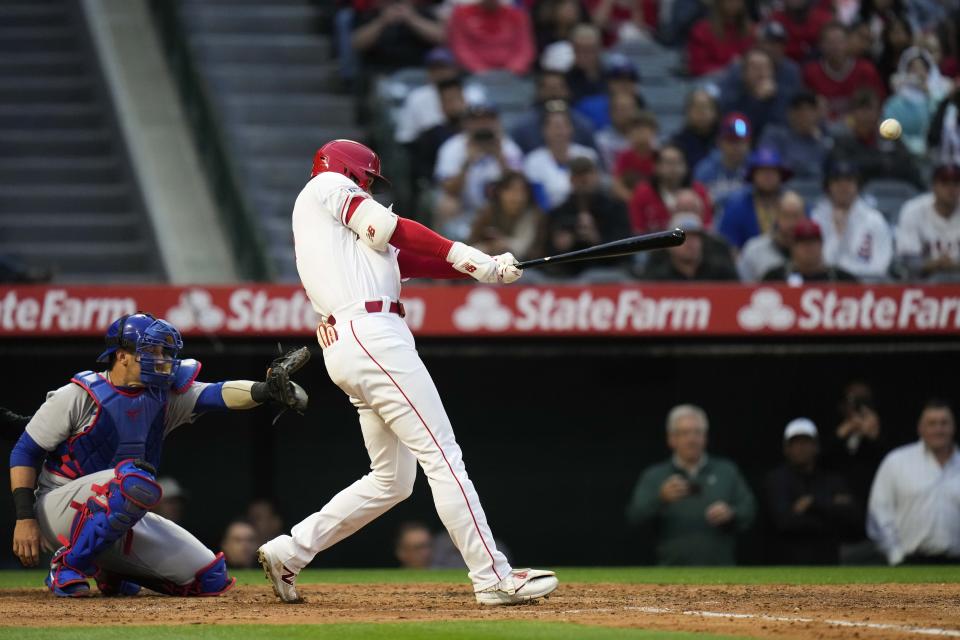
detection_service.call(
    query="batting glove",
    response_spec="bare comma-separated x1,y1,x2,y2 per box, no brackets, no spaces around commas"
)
494,252,522,284
447,242,501,284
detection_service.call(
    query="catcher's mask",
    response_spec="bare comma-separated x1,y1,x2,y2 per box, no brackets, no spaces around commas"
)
98,313,183,387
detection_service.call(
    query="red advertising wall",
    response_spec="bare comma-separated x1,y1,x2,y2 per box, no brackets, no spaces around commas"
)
1,283,960,338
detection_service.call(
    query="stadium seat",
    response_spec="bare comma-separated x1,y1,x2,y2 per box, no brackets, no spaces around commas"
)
862,179,920,226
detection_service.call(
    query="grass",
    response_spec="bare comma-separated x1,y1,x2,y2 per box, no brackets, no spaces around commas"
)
2,565,958,589
0,622,750,640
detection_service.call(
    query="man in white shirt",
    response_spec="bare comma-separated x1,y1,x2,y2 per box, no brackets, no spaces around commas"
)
394,48,485,145
739,190,806,281
810,161,893,281
896,163,960,281
867,400,960,565
433,101,523,239
523,106,598,211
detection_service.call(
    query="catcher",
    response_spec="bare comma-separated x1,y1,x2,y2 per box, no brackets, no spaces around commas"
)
9,312,309,597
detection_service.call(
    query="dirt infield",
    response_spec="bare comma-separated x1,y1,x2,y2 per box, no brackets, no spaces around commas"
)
3,582,959,639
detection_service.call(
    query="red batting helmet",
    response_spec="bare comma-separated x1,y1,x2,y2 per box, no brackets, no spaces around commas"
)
311,139,387,190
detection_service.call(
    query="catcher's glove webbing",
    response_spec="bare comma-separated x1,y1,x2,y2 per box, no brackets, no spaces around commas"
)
252,346,310,421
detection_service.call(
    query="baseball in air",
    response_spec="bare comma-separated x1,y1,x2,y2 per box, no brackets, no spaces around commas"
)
879,118,902,140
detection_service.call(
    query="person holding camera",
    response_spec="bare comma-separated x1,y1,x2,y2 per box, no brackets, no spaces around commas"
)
626,404,756,565
433,101,524,240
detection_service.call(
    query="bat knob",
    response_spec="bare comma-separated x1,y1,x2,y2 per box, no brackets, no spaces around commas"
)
671,227,687,245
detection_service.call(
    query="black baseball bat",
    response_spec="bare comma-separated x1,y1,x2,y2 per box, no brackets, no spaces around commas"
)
515,228,686,270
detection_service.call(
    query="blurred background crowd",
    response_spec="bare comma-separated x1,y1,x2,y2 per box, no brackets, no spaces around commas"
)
329,0,960,284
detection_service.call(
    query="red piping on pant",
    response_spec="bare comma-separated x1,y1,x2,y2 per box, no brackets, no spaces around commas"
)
349,320,501,582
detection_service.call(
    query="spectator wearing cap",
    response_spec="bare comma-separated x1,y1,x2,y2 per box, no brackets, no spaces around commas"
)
574,56,646,131
671,89,720,172
718,147,792,249
719,49,792,140
828,90,925,189
868,400,960,565
761,219,859,282
510,72,598,154
629,144,713,234
626,404,756,566
351,0,445,74
469,171,547,260
595,92,642,170
395,48,481,145
447,0,536,75
717,22,803,113
643,213,738,280
523,106,600,211
565,24,606,103
153,477,187,524
810,161,893,280
434,101,524,239
770,0,834,63
802,22,886,122
693,112,752,215
687,0,755,77
758,90,832,180
546,156,632,278
763,419,860,565
739,190,807,281
611,111,658,202
896,163,960,281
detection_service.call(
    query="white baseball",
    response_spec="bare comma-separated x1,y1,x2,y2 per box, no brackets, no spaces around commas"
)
879,118,902,140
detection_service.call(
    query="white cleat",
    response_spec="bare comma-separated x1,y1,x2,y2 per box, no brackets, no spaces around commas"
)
475,568,558,606
257,539,303,604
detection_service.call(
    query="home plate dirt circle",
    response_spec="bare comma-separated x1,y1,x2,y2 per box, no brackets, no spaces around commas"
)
3,583,959,639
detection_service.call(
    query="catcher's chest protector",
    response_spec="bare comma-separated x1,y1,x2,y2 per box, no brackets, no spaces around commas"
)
46,371,168,479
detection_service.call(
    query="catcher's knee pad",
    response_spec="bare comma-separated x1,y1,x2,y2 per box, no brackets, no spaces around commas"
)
63,459,162,575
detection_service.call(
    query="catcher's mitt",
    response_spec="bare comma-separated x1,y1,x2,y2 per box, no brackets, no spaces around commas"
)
253,346,310,417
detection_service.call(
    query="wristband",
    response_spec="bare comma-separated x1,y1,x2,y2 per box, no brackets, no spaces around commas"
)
13,487,35,520
251,381,270,404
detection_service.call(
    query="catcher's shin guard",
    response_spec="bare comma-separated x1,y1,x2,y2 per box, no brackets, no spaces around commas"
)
138,552,235,596
48,459,161,595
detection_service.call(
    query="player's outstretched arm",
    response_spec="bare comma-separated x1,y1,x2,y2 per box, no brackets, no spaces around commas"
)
340,195,522,284
195,347,310,414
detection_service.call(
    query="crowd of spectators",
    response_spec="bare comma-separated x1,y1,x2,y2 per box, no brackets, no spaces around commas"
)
626,395,959,565
334,0,960,283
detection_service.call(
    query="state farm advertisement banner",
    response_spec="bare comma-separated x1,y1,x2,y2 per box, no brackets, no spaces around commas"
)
0,284,959,338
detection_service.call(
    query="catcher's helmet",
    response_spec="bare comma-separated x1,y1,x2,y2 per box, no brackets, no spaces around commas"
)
311,139,387,190
97,313,183,387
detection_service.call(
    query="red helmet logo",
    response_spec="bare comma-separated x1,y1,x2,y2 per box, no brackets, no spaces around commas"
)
311,139,387,190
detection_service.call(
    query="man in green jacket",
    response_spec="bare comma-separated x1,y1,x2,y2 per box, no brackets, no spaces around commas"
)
626,404,756,565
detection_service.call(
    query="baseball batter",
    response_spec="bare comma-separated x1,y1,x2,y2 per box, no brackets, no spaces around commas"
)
9,313,308,596
257,139,558,605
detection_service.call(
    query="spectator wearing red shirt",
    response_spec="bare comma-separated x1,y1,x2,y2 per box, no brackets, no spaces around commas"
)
770,0,834,63
802,22,886,122
629,143,712,233
687,0,755,77
448,0,536,75
584,0,659,46
612,111,658,201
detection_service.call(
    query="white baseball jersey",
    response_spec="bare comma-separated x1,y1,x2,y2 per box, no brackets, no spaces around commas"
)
896,193,960,261
811,198,894,279
292,172,401,317
274,169,514,590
